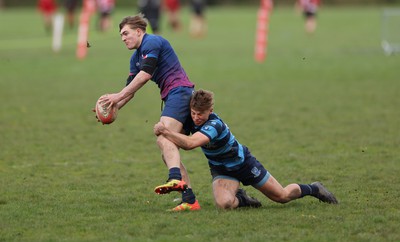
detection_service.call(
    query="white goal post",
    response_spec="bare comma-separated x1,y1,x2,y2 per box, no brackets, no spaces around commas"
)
381,8,400,55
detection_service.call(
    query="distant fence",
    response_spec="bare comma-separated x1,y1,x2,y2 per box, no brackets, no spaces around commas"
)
2,0,399,7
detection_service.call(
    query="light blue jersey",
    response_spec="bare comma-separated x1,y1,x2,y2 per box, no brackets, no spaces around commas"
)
191,113,245,169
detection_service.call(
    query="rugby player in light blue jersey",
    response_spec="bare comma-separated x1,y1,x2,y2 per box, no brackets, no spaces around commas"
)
99,14,199,211
154,89,338,209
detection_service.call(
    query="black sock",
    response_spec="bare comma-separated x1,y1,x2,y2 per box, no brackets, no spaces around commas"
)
236,191,246,207
182,188,196,204
168,167,182,181
298,184,319,198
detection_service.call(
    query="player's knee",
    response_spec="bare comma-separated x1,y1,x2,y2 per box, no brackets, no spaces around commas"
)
215,196,236,209
275,198,290,204
156,135,167,148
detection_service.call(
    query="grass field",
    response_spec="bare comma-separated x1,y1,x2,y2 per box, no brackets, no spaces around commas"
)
1,5,400,242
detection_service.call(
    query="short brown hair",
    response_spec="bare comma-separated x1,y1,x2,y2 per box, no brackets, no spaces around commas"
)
119,14,148,32
190,89,214,111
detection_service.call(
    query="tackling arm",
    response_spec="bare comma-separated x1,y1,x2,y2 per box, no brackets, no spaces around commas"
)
154,122,210,150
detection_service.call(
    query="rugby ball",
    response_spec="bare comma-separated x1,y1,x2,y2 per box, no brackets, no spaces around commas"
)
95,99,118,124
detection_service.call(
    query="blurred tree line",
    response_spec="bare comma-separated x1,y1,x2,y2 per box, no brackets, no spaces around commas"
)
2,0,399,7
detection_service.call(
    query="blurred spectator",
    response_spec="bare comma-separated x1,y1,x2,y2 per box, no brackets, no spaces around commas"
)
296,0,320,34
96,0,115,32
37,0,58,33
164,0,181,32
64,0,79,29
189,0,206,38
138,0,161,34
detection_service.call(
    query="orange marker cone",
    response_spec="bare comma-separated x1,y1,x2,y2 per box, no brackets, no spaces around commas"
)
255,0,273,62
76,0,95,59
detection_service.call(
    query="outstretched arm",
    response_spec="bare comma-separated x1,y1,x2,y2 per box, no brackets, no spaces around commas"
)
100,70,152,109
154,122,210,150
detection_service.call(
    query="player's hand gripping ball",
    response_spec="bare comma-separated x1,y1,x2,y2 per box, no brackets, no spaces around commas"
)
95,98,118,125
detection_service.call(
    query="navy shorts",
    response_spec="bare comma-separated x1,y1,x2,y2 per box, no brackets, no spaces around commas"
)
162,86,194,133
304,11,316,18
210,146,271,188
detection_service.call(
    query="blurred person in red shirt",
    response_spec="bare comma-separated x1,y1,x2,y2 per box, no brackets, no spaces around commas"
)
164,0,181,32
37,0,57,33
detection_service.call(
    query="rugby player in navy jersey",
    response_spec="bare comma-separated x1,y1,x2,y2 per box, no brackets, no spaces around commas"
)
99,14,200,211
154,89,338,209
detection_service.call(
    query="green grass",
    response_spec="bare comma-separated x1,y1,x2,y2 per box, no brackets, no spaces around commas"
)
1,5,400,242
